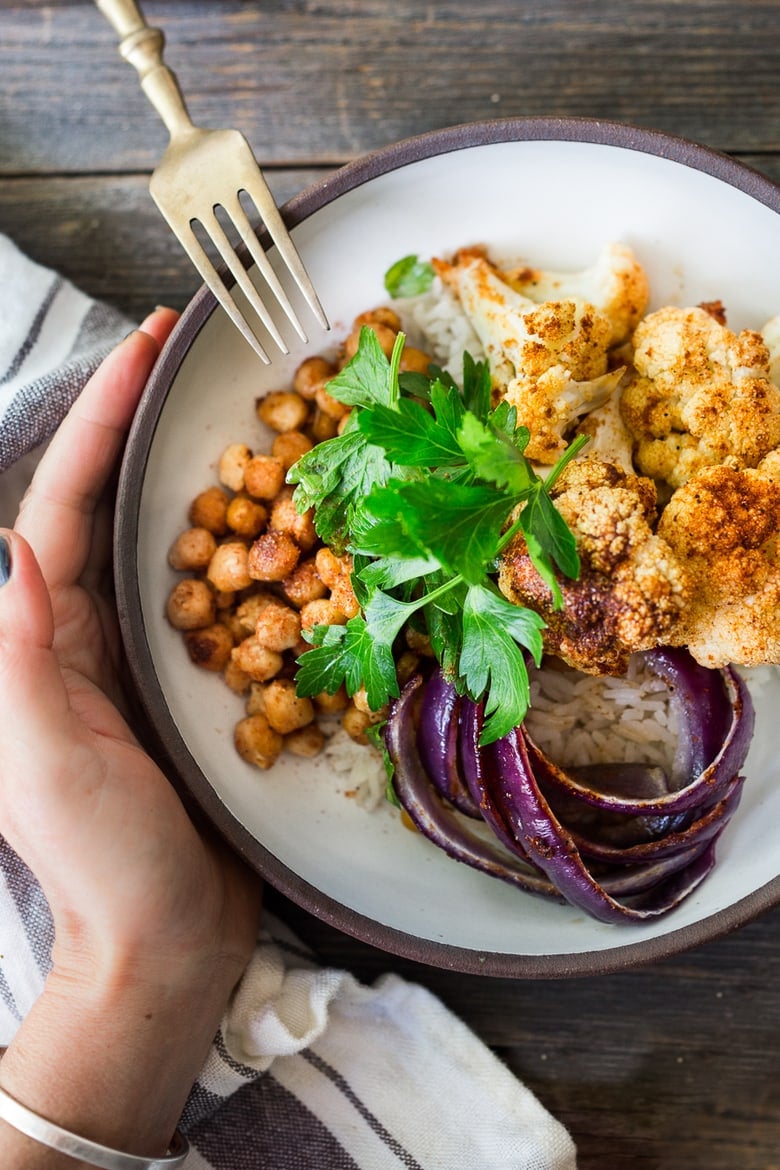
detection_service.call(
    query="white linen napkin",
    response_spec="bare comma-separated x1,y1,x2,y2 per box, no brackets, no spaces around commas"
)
0,232,578,1170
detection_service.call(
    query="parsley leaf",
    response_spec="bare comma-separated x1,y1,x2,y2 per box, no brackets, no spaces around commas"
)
384,254,436,298
325,326,396,409
287,323,585,745
457,412,536,495
296,617,399,712
459,585,545,744
520,488,581,581
385,478,513,583
357,393,463,467
289,429,392,552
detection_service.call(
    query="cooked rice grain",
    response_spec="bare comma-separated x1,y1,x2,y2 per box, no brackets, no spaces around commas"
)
525,656,679,770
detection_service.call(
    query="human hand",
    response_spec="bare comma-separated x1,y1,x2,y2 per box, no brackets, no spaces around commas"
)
0,310,262,1160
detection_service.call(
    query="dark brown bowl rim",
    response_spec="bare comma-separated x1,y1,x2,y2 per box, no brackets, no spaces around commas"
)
115,115,780,979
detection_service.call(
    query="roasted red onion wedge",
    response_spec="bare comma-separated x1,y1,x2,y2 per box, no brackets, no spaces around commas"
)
384,652,755,924
417,668,481,818
385,676,559,901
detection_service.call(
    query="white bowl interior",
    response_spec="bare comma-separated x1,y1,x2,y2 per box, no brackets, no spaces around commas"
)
132,133,780,969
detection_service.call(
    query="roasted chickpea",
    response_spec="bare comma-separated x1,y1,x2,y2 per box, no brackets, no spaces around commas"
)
272,429,313,470
285,724,326,758
269,486,317,552
226,495,268,538
313,686,350,714
314,383,351,422
291,635,313,660
263,678,315,735
218,607,248,642
281,557,328,609
253,599,301,652
245,681,267,716
234,714,283,770
184,623,234,671
341,702,374,744
395,650,421,687
299,597,349,630
165,579,216,630
218,442,253,492
400,345,433,374
309,408,339,444
167,527,217,572
189,486,230,535
243,454,286,501
223,658,252,695
206,540,254,592
405,626,435,656
247,531,301,581
256,390,309,433
293,356,336,400
235,590,275,632
231,636,284,682
352,686,389,720
329,575,360,619
353,306,402,332
343,321,397,361
314,547,347,589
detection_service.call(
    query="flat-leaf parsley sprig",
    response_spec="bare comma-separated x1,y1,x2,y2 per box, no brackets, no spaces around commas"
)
288,326,587,744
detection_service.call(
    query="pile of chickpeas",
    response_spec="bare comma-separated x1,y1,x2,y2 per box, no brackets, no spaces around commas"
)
164,307,433,771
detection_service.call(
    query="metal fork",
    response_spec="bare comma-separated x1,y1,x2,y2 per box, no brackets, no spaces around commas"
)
95,0,329,362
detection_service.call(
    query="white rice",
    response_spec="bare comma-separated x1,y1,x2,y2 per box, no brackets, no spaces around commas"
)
395,277,484,372
524,656,680,771
322,728,387,811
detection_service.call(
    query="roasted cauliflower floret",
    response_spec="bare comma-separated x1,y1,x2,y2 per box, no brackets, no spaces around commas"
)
575,385,635,474
498,458,692,675
620,304,780,489
657,454,780,668
503,242,650,347
762,314,780,386
434,247,622,463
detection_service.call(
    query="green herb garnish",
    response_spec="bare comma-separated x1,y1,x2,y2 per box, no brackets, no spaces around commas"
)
384,254,436,299
288,327,586,744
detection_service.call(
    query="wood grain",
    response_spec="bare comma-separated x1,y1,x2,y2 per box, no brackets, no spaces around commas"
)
2,2,780,1165
2,1,779,175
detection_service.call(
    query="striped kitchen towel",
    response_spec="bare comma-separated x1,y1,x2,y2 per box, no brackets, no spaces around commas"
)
0,232,577,1170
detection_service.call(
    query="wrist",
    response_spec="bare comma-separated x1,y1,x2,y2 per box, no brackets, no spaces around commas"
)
0,949,242,1165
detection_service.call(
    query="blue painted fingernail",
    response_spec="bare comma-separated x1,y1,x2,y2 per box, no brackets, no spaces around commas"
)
0,537,11,587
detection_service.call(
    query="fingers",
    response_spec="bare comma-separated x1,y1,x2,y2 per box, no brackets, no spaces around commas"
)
15,307,179,592
0,528,136,895
0,531,71,776
138,305,180,349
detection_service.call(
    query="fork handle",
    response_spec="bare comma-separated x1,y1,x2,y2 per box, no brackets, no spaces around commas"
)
95,0,195,139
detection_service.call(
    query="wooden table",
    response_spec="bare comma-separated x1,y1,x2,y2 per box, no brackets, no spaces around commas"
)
3,3,780,1165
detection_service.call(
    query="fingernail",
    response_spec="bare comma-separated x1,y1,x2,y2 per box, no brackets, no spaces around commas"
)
0,537,11,587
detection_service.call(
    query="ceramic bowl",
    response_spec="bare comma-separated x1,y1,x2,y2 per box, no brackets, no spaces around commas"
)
116,117,780,977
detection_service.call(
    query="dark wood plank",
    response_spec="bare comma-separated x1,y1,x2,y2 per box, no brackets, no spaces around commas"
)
1,1,779,176
0,171,329,319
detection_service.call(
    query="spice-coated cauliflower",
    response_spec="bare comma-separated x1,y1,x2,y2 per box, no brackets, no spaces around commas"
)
575,388,635,474
498,457,692,675
657,452,780,668
502,241,650,347
620,304,780,489
433,247,624,463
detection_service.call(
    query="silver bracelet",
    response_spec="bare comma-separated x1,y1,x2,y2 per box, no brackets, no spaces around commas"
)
0,1084,189,1170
